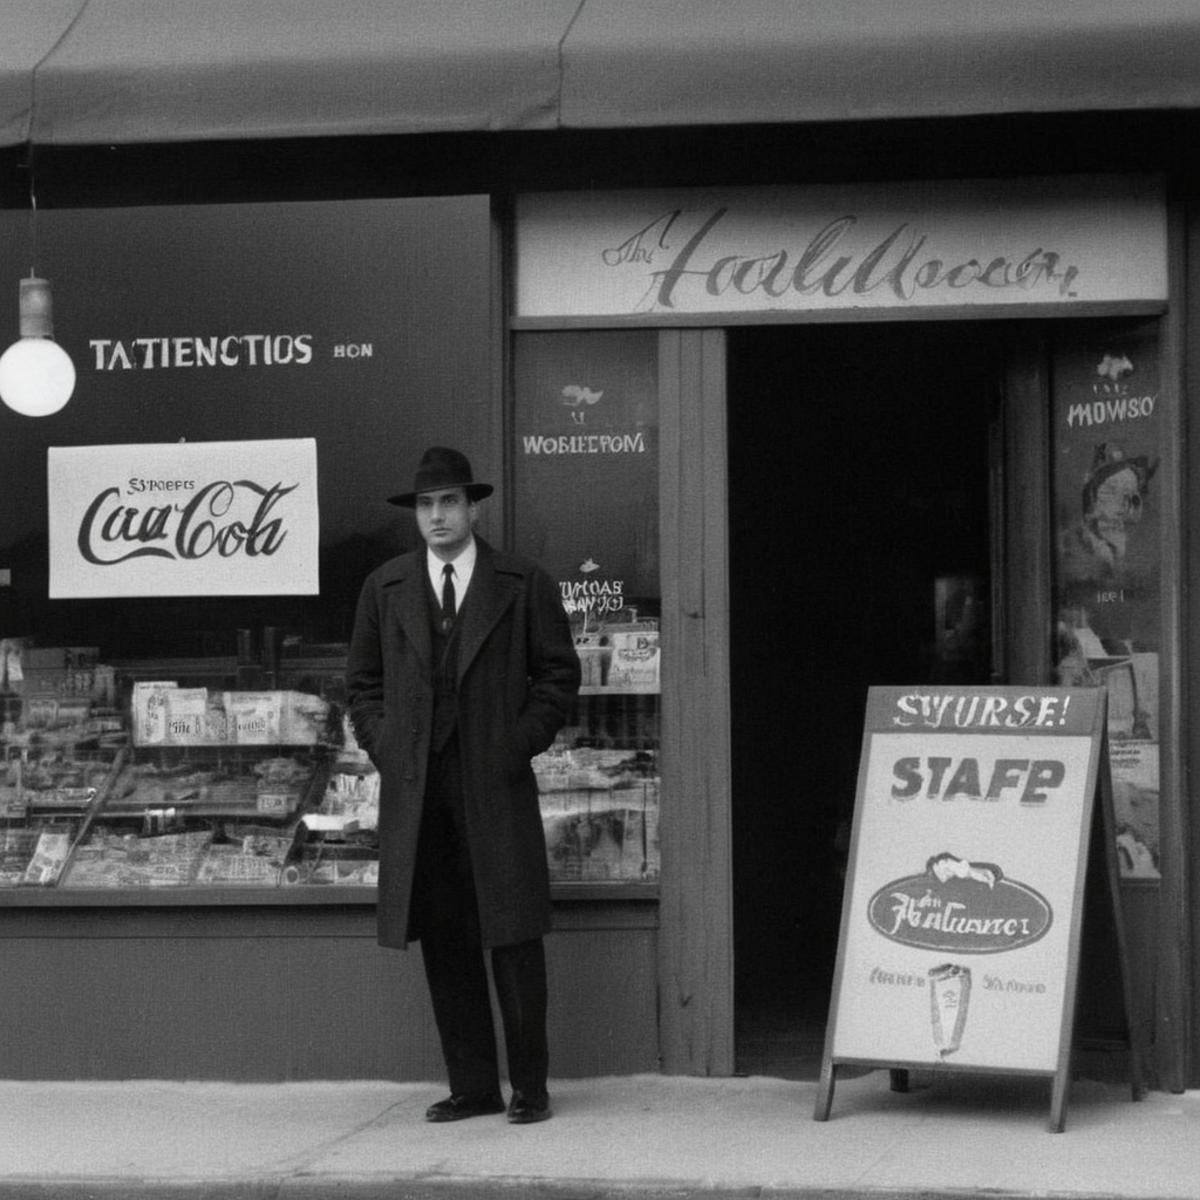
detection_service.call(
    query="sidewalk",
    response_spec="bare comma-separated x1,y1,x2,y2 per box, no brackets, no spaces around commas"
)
0,1070,1195,1200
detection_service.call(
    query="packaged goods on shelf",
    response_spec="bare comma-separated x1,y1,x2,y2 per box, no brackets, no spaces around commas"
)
319,767,379,831
105,753,318,818
282,844,378,886
61,829,213,889
22,830,74,885
130,684,332,747
223,691,282,744
163,688,218,743
606,631,660,691
533,745,657,794
570,608,661,692
533,733,660,881
574,644,606,688
5,647,114,711
0,828,41,885
4,747,118,813
253,754,317,815
194,828,296,886
278,691,334,744
222,690,333,745
131,681,176,745
0,667,359,892
543,802,660,882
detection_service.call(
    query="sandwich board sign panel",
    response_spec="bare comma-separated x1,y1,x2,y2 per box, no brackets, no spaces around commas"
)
814,685,1131,1131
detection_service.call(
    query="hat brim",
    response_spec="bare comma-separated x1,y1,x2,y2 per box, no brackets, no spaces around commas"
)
387,482,493,508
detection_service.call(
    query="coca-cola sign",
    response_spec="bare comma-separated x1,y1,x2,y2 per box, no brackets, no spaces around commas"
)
868,852,1052,954
48,439,319,598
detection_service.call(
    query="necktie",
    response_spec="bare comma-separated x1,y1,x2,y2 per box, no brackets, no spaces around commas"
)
440,563,456,632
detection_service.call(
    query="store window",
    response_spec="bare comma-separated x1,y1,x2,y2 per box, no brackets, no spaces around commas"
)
512,331,661,888
0,195,493,894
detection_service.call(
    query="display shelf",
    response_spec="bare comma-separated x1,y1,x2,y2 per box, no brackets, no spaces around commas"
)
538,685,661,886
56,742,362,891
2,645,661,902
1,738,129,888
0,885,380,907
551,880,659,902
578,684,661,697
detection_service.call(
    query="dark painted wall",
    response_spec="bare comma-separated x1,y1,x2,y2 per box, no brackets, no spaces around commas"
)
0,196,495,655
0,905,659,1080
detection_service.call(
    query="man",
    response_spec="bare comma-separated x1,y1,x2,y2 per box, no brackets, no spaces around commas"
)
347,446,580,1125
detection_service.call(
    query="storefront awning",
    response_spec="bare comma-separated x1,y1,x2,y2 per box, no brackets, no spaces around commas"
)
6,0,1200,148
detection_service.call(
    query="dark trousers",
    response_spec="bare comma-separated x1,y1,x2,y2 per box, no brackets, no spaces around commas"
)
411,740,549,1099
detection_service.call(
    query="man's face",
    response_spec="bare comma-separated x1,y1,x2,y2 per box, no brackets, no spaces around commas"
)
415,487,476,558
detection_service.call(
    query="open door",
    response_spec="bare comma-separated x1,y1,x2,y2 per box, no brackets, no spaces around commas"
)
727,322,1006,1077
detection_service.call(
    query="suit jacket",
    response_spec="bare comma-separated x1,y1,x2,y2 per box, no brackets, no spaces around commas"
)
346,537,581,949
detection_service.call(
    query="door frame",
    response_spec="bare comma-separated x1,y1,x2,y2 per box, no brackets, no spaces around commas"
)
657,328,735,1075
655,309,1187,1089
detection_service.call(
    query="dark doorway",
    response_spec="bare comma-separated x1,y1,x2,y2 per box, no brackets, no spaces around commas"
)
728,322,1005,1077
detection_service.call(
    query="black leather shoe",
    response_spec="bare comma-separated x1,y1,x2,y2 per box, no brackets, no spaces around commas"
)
507,1090,551,1124
424,1092,505,1122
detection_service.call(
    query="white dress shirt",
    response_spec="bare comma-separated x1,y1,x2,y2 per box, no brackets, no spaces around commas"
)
427,537,477,610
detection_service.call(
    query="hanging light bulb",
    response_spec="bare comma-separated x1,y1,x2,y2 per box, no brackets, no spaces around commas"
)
0,275,75,417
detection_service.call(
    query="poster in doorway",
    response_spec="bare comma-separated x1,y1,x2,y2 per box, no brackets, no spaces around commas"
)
1052,323,1161,879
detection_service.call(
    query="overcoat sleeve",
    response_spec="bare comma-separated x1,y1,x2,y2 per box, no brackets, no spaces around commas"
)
345,571,387,764
513,564,581,761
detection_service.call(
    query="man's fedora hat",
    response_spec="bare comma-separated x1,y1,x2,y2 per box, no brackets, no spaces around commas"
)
388,446,494,507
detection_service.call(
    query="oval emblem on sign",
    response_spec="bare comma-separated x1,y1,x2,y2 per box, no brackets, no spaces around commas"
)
868,852,1052,954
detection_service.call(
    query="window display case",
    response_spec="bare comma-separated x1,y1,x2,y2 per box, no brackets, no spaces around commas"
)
0,645,127,887
60,745,326,889
0,621,660,895
514,330,661,891
535,605,660,884
0,644,380,894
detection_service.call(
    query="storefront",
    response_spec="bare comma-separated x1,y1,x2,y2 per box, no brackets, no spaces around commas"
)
0,3,1199,1091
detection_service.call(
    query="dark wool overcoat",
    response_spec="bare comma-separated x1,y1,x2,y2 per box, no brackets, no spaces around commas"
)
346,537,580,950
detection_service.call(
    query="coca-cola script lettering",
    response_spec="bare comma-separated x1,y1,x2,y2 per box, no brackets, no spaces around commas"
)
77,479,297,565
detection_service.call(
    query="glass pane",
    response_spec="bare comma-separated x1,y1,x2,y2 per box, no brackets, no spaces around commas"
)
512,332,661,885
0,195,491,895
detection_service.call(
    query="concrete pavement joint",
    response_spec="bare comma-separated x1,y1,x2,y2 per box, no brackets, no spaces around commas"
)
0,1183,1150,1200
272,1094,427,1181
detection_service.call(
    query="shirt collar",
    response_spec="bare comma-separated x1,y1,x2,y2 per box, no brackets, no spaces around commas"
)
427,537,477,596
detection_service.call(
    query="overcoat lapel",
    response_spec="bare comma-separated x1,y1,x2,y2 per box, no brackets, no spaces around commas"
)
386,559,432,674
455,542,518,683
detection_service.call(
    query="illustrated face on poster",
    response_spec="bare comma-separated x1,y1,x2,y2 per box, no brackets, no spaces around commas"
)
1058,442,1157,595
1054,331,1160,643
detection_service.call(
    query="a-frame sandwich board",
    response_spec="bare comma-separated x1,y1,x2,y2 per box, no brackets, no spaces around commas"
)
813,685,1142,1132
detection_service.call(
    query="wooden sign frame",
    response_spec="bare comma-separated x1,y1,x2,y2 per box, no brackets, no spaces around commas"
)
814,685,1141,1132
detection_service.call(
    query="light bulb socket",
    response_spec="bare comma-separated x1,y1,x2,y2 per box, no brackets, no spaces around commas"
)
18,276,54,339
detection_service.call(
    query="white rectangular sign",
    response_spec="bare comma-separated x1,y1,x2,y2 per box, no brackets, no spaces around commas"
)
516,176,1166,318
48,439,319,598
824,686,1105,1075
